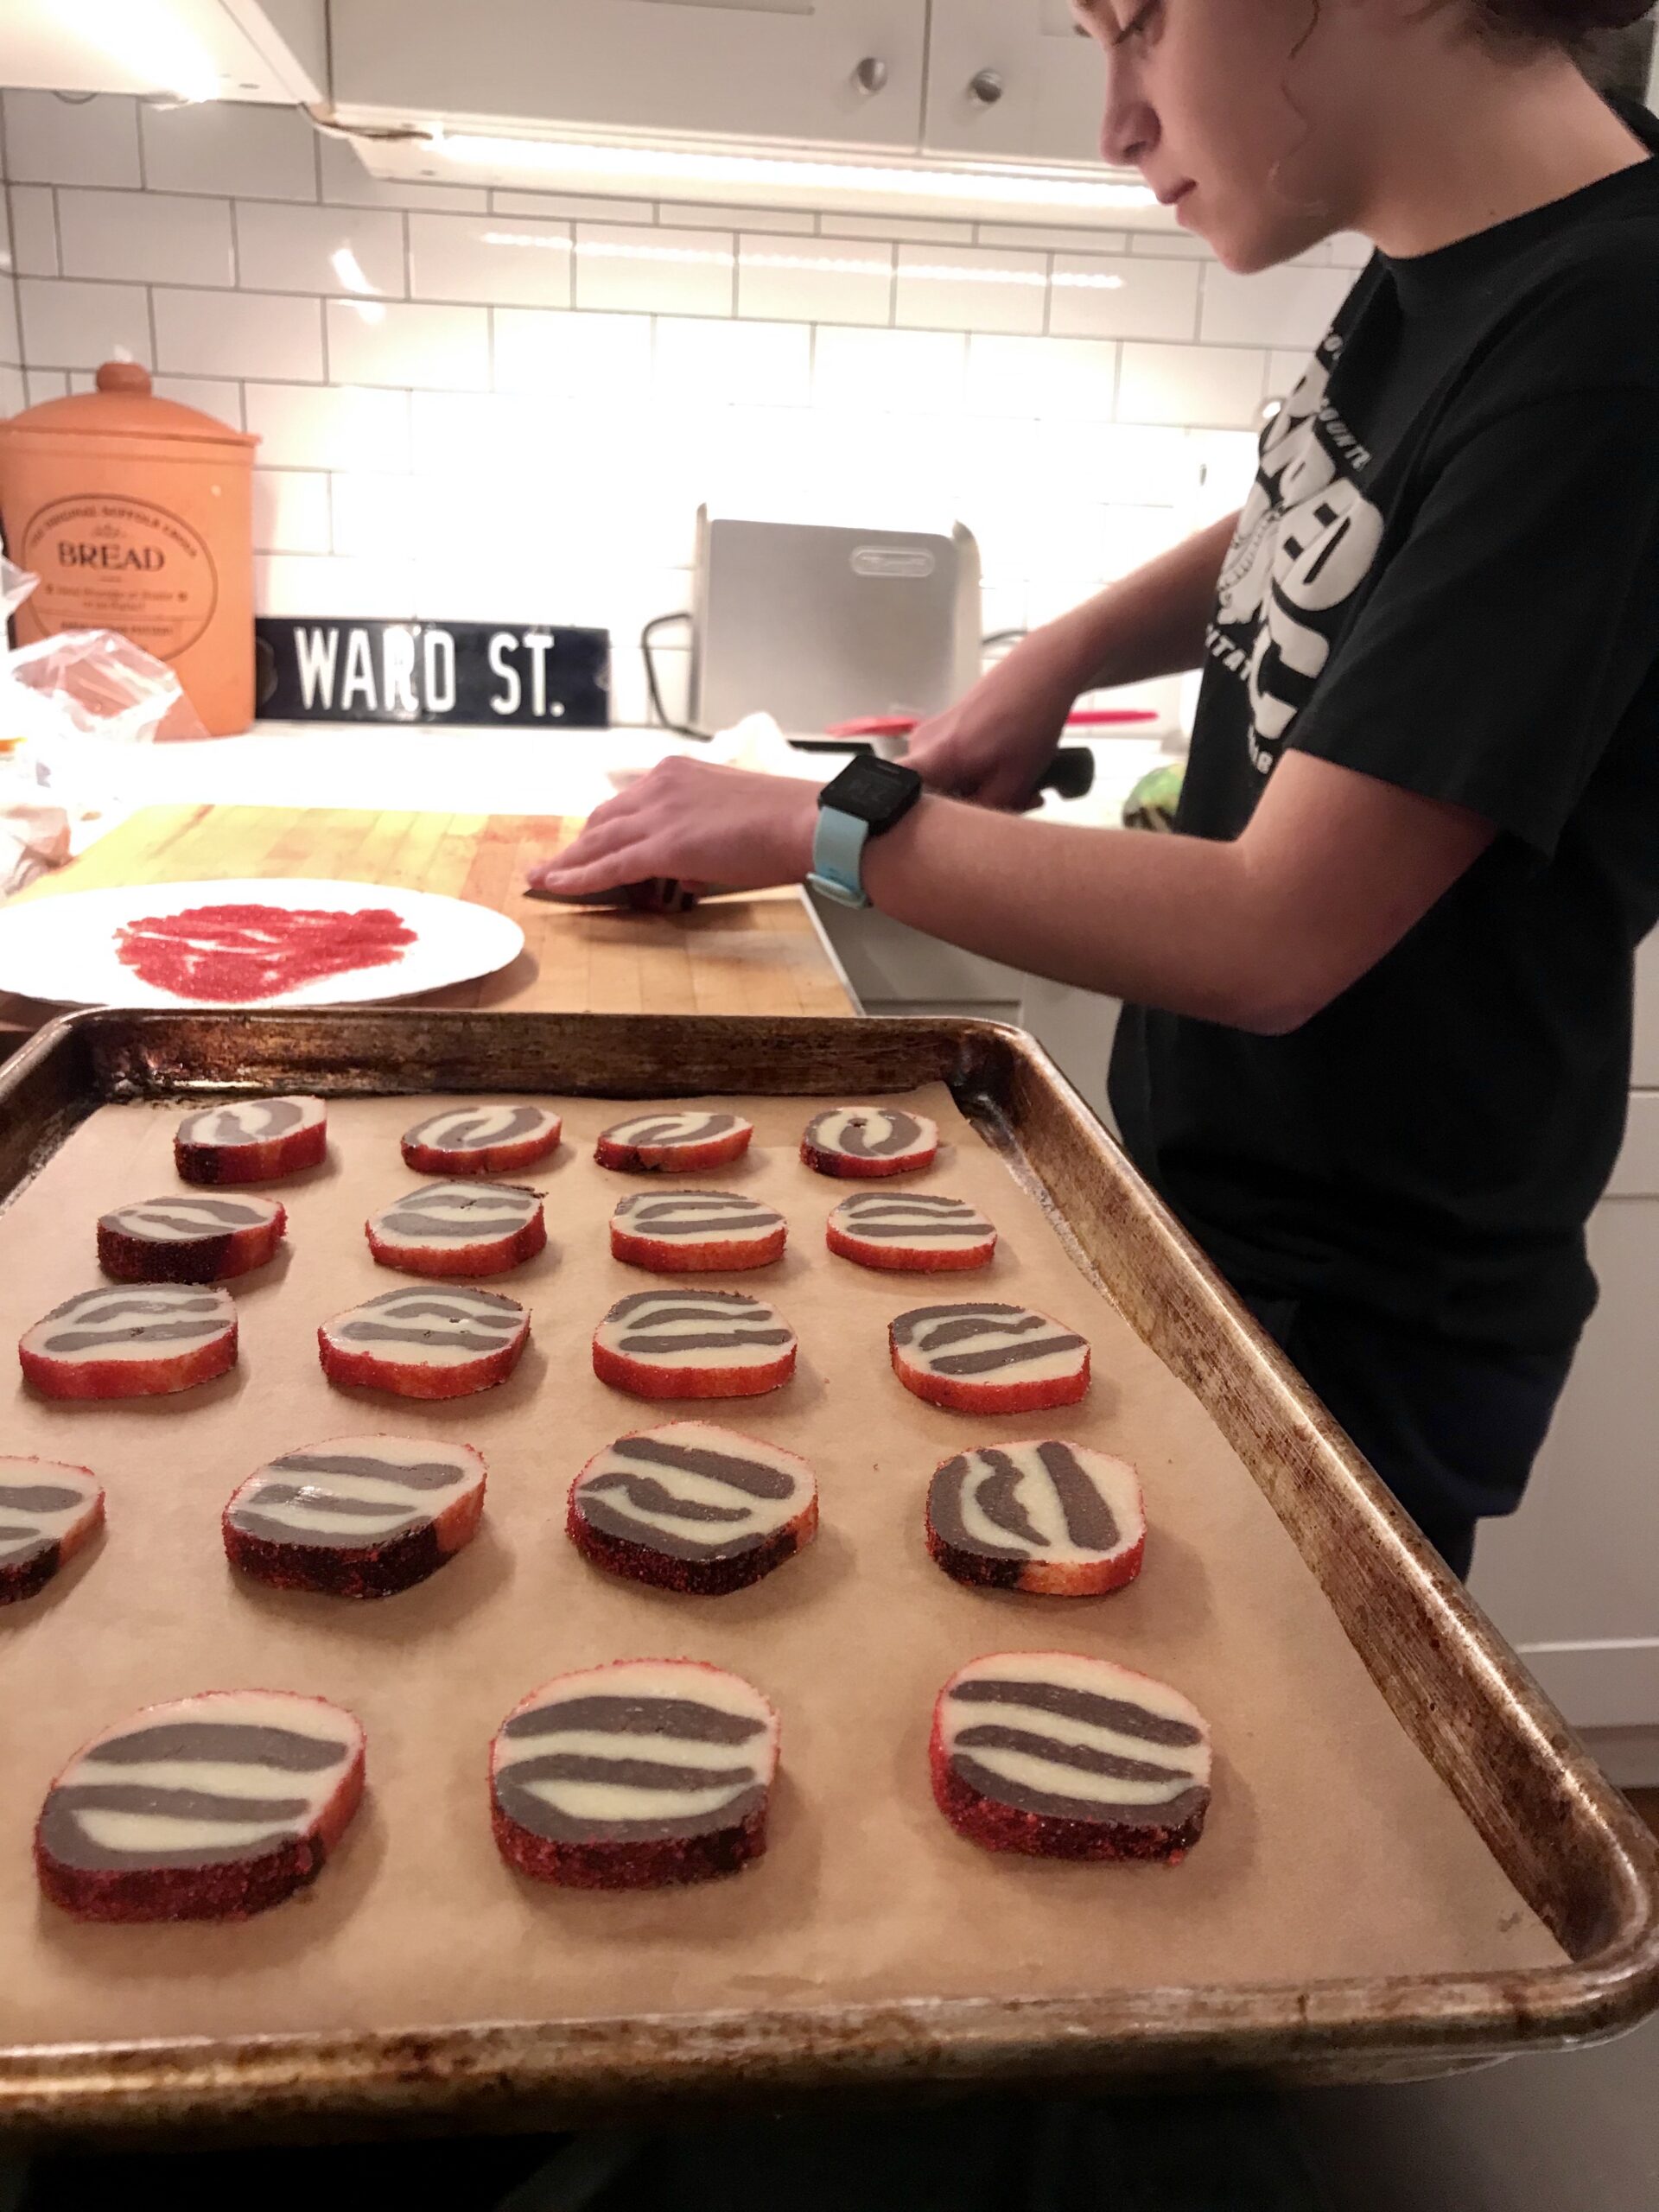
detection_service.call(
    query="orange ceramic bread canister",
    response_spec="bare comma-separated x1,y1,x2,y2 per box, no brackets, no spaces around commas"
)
0,361,257,736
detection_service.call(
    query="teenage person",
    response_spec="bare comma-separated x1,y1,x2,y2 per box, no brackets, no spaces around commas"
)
531,0,1659,1576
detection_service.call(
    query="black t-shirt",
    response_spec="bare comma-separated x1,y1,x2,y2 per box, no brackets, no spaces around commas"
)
1108,97,1659,1356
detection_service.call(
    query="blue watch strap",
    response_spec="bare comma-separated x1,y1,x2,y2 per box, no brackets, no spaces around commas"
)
808,805,872,908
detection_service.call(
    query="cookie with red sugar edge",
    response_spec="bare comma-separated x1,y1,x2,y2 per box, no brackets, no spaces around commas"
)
568,1421,817,1595
319,1284,529,1400
827,1191,994,1273
36,1689,365,1921
365,1181,545,1277
175,1096,327,1185
595,1110,753,1173
225,1433,486,1599
610,1189,785,1274
931,1651,1211,1864
593,1287,796,1400
889,1300,1089,1415
800,1106,938,1179
401,1103,563,1177
491,1659,779,1890
98,1193,285,1284
925,1440,1144,1596
20,1285,238,1401
0,1458,105,1605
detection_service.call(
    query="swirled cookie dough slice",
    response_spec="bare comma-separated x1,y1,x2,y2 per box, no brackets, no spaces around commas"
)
569,1421,817,1595
492,1659,779,1890
175,1096,327,1185
36,1689,365,1921
931,1651,1211,1864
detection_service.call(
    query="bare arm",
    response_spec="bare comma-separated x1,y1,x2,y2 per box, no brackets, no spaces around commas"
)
903,512,1237,806
861,750,1495,1035
531,743,1496,1039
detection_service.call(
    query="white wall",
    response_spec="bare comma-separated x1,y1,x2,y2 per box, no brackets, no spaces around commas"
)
0,89,1366,728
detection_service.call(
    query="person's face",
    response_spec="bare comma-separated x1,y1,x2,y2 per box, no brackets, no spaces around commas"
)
1073,0,1373,272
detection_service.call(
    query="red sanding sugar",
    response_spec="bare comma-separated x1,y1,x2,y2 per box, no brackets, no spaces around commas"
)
115,903,416,1003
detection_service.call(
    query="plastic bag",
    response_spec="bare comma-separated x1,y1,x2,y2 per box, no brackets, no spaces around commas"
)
7,626,204,751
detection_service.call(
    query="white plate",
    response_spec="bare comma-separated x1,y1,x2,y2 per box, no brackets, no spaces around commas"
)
0,879,526,1011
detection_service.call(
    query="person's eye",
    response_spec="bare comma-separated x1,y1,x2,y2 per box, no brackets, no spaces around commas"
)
1115,0,1163,44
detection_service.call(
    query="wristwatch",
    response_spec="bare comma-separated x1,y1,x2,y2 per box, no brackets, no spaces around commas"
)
807,757,925,909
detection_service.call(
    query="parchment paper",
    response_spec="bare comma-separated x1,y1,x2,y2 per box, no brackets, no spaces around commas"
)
0,1085,1561,2048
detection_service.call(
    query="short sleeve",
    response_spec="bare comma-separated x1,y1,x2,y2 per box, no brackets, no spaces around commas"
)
1289,388,1659,859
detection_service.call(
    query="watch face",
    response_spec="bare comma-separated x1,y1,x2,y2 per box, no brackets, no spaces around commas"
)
823,757,922,828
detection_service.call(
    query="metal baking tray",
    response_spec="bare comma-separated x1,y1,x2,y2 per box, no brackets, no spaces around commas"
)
0,1006,1655,2145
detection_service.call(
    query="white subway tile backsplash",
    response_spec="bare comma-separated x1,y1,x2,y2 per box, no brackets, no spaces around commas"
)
1117,342,1266,429
59,189,235,289
895,242,1046,337
823,213,975,245
18,279,150,372
1,87,1341,680
655,317,810,410
153,376,245,429
3,93,140,189
1032,422,1198,506
574,223,734,316
156,288,324,382
10,187,59,278
1187,429,1265,515
737,236,892,328
1129,229,1211,259
255,552,416,620
329,473,426,561
965,334,1117,422
318,139,484,215
237,201,408,299
1200,262,1356,349
253,468,333,555
1050,252,1199,344
410,212,571,308
245,382,410,471
977,223,1128,255
813,325,966,415
325,298,490,390
492,308,654,399
664,204,814,236
142,102,318,203
492,189,655,224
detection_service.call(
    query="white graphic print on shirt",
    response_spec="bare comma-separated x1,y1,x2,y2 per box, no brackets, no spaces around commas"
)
1208,339,1387,775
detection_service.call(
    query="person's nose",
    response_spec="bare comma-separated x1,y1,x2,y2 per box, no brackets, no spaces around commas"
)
1100,58,1158,168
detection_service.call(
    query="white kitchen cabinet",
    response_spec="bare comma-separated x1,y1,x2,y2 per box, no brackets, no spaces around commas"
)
1472,1090,1659,1747
329,0,929,150
922,0,1105,165
0,0,322,103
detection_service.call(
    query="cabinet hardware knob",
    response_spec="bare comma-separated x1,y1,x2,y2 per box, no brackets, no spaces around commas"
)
852,55,889,93
968,67,1006,105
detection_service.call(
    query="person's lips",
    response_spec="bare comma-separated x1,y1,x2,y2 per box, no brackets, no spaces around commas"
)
1157,181,1197,208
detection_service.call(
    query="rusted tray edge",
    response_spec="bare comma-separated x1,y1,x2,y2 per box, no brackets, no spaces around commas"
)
0,1008,1652,2129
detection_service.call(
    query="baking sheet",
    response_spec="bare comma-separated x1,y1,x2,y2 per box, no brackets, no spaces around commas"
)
0,1083,1561,2048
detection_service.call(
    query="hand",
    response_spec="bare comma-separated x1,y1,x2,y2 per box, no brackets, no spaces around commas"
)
902,647,1077,811
525,754,818,900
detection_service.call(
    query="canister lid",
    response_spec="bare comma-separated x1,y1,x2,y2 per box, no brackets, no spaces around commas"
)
0,361,257,448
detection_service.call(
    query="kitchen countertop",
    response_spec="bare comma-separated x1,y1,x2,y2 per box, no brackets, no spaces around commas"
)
0,800,856,1036
63,721,1172,847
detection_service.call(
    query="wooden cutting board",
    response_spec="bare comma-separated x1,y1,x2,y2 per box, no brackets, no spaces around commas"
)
0,804,856,1038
